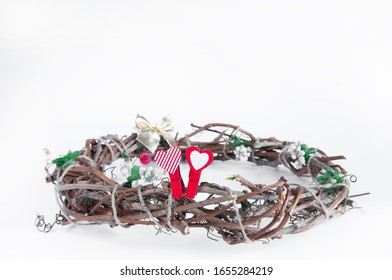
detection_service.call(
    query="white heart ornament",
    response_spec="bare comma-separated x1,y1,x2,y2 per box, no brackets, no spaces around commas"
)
190,151,210,170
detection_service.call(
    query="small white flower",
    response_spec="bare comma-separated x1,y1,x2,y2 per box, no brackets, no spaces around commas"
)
287,142,306,170
137,166,164,186
234,145,251,161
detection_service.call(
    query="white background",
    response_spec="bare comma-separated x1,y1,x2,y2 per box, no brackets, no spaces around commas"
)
1,0,391,267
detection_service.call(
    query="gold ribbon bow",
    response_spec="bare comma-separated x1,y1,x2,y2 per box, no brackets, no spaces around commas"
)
135,114,177,153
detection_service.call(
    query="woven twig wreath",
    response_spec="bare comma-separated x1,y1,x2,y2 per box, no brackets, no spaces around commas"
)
38,116,358,245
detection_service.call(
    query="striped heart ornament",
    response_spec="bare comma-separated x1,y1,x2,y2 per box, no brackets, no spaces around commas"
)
154,146,182,174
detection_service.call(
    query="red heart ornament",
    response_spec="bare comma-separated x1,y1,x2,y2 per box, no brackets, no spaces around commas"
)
185,147,214,198
186,147,214,172
154,146,182,174
154,146,184,199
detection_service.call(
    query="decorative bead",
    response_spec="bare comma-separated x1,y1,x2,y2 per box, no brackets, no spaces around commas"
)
139,153,152,165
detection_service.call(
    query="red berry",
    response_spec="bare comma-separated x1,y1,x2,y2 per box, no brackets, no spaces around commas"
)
139,153,152,165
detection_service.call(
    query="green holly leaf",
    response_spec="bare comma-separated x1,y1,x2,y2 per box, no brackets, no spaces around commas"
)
317,175,328,184
52,150,81,169
335,175,344,184
228,135,251,148
123,166,141,187
301,144,317,162
317,169,344,186
130,165,141,180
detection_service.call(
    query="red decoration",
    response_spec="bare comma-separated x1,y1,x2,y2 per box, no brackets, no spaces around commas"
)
139,153,152,165
185,146,214,198
154,147,184,198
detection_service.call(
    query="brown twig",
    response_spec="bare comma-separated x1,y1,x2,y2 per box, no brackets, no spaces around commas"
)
44,123,357,244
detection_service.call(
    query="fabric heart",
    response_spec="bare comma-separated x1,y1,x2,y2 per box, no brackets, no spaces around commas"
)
154,146,182,174
186,147,213,171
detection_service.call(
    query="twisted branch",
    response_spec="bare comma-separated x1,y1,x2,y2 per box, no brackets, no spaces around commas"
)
43,123,356,244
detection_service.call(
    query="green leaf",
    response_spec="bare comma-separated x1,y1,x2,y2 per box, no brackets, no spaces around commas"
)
317,169,344,185
124,165,141,187
336,175,344,184
324,187,337,195
121,151,130,162
241,201,250,211
226,175,239,181
130,165,141,179
317,174,328,184
52,150,81,168
301,144,317,162
228,135,251,148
